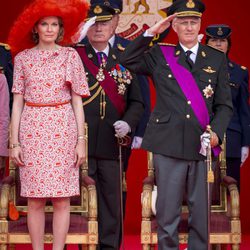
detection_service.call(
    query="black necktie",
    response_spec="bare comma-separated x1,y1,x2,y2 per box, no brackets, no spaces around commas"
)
185,50,194,69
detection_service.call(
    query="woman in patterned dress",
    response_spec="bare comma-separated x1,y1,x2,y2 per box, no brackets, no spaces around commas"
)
8,0,89,249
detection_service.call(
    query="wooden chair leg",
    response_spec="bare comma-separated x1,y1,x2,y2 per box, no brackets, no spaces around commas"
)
142,244,151,250
0,244,7,250
232,244,239,250
9,245,15,250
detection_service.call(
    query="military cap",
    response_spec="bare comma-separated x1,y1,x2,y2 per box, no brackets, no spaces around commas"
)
85,3,116,22
90,0,123,14
167,0,205,17
206,24,232,39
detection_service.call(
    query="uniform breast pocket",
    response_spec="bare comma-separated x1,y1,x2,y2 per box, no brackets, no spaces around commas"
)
199,73,217,86
149,112,171,125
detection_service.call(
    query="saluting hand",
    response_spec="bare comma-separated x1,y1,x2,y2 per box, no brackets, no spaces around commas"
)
147,14,177,36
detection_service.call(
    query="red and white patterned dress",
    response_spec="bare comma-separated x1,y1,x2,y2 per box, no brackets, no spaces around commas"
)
12,47,90,197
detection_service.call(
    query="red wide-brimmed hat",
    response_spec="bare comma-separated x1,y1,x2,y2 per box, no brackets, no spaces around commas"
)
8,0,89,55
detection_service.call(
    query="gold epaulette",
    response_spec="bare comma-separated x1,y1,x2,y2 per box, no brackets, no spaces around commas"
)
0,42,10,50
241,65,247,70
117,43,125,51
157,43,176,46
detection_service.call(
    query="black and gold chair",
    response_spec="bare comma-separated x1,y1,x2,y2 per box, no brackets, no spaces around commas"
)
141,140,241,250
0,124,98,250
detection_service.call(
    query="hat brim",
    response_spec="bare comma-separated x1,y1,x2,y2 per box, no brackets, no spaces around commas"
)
85,15,113,22
176,11,202,17
8,0,89,56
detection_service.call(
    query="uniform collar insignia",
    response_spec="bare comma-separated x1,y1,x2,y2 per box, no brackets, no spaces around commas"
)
88,53,93,59
202,66,216,73
228,62,234,68
201,51,206,57
175,50,180,56
112,54,116,60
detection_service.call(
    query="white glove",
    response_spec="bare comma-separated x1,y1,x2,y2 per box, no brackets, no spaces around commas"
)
198,33,204,42
113,120,131,138
71,16,96,43
241,146,249,166
199,131,211,156
131,136,143,149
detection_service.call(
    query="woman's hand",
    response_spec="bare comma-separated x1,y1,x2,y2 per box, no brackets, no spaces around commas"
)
74,142,86,168
10,147,25,166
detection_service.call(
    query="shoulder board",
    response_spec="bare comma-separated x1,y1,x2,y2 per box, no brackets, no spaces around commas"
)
117,43,125,51
75,43,85,47
206,44,224,53
241,65,247,70
157,43,176,46
0,42,10,50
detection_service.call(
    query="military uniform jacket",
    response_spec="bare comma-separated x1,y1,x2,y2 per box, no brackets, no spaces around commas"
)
114,34,151,138
120,35,233,161
226,60,250,157
76,44,144,160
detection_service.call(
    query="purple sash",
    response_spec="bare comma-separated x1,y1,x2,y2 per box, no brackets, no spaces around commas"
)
160,46,221,156
76,47,125,116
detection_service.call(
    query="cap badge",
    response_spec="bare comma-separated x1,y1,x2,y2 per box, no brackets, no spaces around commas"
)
217,27,223,36
186,0,195,9
94,5,103,14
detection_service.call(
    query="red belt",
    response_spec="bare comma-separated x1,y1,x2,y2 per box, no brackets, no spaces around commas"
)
25,100,70,107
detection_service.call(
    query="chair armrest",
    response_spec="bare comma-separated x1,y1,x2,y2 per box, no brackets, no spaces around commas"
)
142,176,154,219
222,175,240,221
0,176,14,219
82,175,97,220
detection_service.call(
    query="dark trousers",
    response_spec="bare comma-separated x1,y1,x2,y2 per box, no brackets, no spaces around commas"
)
226,157,241,192
88,158,122,250
153,154,209,250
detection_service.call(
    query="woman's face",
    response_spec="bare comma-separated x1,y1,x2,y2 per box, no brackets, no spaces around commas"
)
35,16,60,44
207,38,229,54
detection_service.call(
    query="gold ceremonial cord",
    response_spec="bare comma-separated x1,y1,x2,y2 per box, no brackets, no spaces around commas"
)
206,125,214,183
89,81,100,91
83,85,102,106
100,89,106,119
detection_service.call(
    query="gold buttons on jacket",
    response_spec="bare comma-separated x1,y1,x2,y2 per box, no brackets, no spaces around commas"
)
168,74,172,78
187,100,191,105
186,114,190,119
156,118,159,123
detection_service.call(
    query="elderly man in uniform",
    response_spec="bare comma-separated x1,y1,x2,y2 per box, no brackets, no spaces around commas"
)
84,0,151,218
206,24,250,192
120,0,233,249
75,3,144,249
